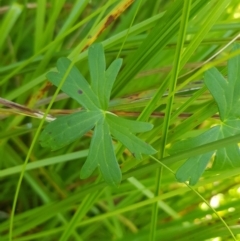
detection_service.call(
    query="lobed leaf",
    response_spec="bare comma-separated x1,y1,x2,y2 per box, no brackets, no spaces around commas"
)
175,152,214,185
213,119,240,169
80,118,122,186
226,44,240,118
47,57,101,110
172,119,240,184
170,127,220,154
39,111,102,150
205,44,240,120
171,127,219,185
88,43,123,109
173,44,240,185
107,114,157,159
88,43,106,108
40,43,155,187
106,113,154,133
204,68,228,120
104,58,122,108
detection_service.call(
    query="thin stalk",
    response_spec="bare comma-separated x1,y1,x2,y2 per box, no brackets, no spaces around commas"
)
116,0,143,59
149,155,237,241
9,56,76,241
149,1,192,240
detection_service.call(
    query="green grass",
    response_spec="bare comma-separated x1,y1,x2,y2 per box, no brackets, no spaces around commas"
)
1,0,240,240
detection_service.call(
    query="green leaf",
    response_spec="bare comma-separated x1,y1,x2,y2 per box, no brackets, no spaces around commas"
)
173,120,240,185
88,43,122,109
172,44,240,185
205,44,240,120
213,119,240,169
104,58,122,107
47,57,101,110
106,113,154,133
170,127,219,185
80,118,121,186
88,43,106,108
40,43,155,186
39,111,102,150
204,68,228,120
175,152,214,185
170,127,220,154
227,45,240,118
107,114,157,160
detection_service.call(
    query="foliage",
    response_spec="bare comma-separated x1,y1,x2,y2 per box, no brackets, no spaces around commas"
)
171,44,240,185
39,43,156,186
1,0,240,241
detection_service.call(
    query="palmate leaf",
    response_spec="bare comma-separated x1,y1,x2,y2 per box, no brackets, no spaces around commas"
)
39,43,156,186
171,44,240,185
